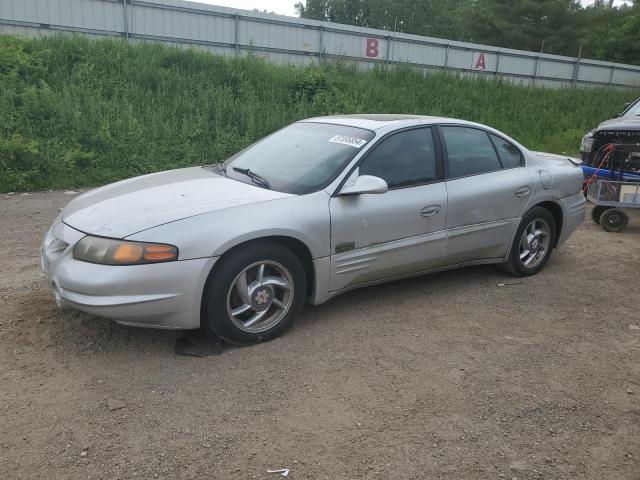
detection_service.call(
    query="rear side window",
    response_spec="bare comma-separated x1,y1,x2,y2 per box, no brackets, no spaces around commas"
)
441,126,502,178
490,133,523,168
359,128,439,189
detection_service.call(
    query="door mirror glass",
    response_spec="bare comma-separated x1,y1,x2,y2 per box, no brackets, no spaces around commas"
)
338,175,388,196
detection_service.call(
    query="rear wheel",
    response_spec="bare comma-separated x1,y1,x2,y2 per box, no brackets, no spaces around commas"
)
203,242,306,345
591,206,611,224
502,207,556,277
600,208,628,233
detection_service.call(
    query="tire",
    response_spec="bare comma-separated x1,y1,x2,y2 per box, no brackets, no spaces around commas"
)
600,208,628,233
591,206,611,224
203,241,306,345
502,207,556,277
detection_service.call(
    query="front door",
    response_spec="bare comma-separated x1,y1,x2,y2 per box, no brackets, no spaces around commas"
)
329,127,448,292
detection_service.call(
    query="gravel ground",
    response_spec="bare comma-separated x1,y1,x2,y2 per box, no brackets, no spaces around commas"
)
1,190,639,480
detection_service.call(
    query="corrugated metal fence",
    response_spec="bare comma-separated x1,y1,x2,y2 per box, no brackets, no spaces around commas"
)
1,0,640,88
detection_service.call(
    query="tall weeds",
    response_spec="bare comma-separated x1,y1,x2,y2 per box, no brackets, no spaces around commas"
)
0,35,637,192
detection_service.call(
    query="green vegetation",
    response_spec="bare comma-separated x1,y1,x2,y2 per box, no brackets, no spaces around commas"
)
0,34,638,192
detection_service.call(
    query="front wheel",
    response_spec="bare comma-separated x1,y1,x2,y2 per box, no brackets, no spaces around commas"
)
203,242,306,345
502,207,556,277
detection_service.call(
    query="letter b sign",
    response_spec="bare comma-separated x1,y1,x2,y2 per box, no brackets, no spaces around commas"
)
366,38,379,58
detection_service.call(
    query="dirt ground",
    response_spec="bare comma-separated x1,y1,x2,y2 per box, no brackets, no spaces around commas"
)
1,190,639,480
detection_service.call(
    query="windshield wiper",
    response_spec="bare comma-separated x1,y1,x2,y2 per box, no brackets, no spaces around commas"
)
232,167,271,189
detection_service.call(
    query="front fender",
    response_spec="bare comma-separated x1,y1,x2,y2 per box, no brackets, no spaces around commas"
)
126,191,331,260
210,227,320,258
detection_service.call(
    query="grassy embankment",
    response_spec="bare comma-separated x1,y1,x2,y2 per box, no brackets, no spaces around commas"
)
1,35,638,192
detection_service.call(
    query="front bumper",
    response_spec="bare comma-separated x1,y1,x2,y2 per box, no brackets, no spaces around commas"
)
41,218,217,329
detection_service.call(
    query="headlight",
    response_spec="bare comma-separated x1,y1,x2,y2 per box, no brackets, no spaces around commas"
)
580,132,594,153
73,236,178,265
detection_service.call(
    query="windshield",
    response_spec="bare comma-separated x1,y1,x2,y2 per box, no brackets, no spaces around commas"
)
223,122,375,194
623,99,640,117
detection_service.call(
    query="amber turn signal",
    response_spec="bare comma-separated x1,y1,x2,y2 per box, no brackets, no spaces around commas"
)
143,244,178,262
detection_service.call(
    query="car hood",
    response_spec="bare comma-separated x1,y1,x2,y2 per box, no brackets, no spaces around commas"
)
596,116,640,132
62,167,292,238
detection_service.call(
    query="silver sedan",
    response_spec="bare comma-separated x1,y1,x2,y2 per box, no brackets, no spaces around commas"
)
42,115,585,344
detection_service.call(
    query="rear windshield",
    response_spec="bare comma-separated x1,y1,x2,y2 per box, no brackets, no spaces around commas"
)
223,122,375,194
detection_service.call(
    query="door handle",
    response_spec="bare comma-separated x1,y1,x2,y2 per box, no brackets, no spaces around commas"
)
514,186,531,197
420,205,441,217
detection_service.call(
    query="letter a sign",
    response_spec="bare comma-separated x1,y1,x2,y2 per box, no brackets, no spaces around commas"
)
473,52,486,70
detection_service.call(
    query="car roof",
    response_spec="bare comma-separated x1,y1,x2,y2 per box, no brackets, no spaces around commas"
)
299,114,530,153
301,114,478,131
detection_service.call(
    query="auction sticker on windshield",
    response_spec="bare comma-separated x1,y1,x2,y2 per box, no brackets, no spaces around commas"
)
329,135,367,148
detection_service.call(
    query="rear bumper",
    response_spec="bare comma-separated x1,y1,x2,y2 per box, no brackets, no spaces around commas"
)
556,192,586,247
41,219,216,329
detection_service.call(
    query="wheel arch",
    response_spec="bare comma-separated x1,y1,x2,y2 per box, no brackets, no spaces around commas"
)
199,235,315,326
530,201,563,247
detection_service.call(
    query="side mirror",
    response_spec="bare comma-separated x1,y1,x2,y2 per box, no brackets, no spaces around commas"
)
338,175,388,196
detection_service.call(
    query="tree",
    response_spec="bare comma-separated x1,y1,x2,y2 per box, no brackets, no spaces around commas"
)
578,0,640,64
456,0,582,56
295,0,471,38
294,0,640,65
295,0,371,25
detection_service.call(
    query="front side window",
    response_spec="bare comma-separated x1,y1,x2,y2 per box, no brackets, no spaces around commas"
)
490,133,523,169
359,128,439,189
223,123,375,194
442,126,502,178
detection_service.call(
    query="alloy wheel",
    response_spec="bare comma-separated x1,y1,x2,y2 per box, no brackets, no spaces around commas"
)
518,218,551,269
226,260,294,333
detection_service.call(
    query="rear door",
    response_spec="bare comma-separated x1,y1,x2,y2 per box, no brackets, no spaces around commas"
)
329,127,448,292
439,125,537,264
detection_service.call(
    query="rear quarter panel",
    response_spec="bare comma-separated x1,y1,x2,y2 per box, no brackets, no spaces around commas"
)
528,152,585,246
531,152,584,198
